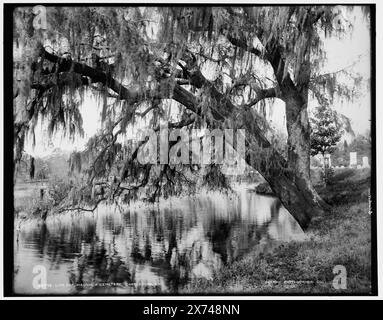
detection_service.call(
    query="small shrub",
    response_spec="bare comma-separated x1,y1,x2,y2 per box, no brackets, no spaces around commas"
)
47,176,73,206
321,166,335,185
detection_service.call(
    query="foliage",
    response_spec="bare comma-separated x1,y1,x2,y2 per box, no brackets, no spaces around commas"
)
13,6,370,211
14,176,91,218
35,162,50,180
320,165,335,185
325,131,371,167
310,104,343,157
15,151,69,182
15,153,48,181
349,133,371,159
202,164,231,192
310,104,344,184
47,176,74,206
330,141,350,167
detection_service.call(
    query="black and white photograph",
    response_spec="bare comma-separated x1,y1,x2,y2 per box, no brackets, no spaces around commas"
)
3,2,377,298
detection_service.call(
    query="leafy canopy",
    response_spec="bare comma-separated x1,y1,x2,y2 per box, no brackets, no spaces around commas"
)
13,6,369,210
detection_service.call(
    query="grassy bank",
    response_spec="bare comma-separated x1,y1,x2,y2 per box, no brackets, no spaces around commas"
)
182,168,372,294
14,177,71,220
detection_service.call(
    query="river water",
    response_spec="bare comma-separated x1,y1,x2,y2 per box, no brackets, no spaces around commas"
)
14,183,305,294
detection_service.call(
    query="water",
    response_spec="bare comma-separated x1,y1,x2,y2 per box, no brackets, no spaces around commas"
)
14,184,305,294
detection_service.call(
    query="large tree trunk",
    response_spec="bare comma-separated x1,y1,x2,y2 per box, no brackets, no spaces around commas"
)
250,155,326,230
241,114,327,230
285,97,311,182
283,84,329,212
174,70,330,230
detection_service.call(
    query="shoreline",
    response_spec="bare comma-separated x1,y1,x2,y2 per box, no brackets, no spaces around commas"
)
181,168,372,294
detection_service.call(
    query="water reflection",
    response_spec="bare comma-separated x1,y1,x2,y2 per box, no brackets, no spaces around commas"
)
14,184,305,294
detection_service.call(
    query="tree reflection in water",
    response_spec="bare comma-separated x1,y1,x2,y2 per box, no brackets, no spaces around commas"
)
14,185,305,294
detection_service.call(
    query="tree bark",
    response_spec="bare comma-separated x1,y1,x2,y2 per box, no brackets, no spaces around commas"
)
281,78,329,213
285,95,311,182
246,148,325,230
235,108,326,230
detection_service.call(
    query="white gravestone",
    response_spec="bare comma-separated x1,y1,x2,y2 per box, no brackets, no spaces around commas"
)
362,156,370,168
349,152,357,167
324,154,332,168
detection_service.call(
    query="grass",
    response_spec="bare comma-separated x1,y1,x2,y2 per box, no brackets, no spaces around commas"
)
14,178,67,220
14,176,76,220
181,168,372,294
14,182,49,219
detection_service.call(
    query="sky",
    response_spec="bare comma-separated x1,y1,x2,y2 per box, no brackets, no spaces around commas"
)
23,6,372,157
316,6,371,133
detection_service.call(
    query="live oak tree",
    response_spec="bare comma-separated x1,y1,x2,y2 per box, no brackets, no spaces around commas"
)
13,6,369,229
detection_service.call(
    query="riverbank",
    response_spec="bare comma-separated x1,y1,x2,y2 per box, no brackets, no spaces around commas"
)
182,168,372,294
